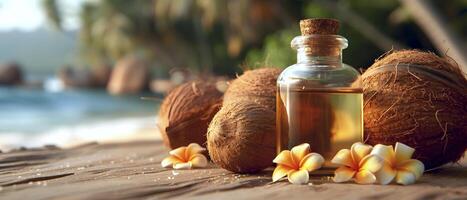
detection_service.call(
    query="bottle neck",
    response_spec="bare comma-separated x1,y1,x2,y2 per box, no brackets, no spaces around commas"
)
296,48,343,66
291,35,347,67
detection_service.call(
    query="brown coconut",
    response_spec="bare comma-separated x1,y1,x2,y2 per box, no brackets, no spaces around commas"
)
207,99,276,173
223,67,282,109
158,80,223,149
362,50,467,169
207,67,282,173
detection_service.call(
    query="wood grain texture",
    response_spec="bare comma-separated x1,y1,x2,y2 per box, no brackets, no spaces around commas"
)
0,141,466,200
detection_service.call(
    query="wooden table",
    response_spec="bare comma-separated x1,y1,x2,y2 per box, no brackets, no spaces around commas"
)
0,141,466,199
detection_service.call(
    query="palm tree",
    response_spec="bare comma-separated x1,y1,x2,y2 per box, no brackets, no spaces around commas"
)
41,0,302,75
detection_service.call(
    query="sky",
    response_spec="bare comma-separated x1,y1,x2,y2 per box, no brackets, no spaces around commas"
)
0,0,83,32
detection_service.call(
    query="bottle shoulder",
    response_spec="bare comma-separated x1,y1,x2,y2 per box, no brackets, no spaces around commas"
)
278,63,361,89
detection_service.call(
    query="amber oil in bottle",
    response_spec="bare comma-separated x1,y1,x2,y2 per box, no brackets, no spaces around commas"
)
276,18,363,160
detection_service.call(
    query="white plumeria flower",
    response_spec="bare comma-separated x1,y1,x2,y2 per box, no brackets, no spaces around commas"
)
331,142,384,184
371,142,425,185
161,143,208,169
272,143,324,185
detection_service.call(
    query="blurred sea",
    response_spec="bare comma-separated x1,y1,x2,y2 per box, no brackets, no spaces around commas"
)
0,77,160,151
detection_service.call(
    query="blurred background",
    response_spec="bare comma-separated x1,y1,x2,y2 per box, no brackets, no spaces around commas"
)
0,0,466,150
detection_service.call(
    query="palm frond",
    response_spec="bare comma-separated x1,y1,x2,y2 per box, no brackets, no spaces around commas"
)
41,0,62,31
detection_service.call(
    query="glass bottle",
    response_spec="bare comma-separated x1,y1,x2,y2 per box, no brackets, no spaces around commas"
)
276,19,363,159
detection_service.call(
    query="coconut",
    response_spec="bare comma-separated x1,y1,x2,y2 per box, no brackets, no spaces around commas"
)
362,50,467,169
223,67,282,109
207,67,282,173
158,80,223,149
207,100,276,173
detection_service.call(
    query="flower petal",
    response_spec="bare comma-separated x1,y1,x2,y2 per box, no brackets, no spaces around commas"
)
287,169,309,185
187,143,206,155
395,170,416,185
351,142,373,164
161,156,182,168
359,155,384,173
189,154,208,168
169,146,187,161
331,149,354,168
398,159,424,180
374,163,396,185
291,143,311,163
300,153,324,172
355,170,377,184
273,150,295,168
371,144,395,163
333,166,356,183
173,162,192,169
272,165,293,182
394,142,415,163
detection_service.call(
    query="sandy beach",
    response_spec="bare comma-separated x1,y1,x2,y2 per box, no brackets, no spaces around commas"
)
0,140,465,199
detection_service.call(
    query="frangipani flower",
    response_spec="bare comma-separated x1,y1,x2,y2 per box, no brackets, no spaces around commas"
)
371,142,424,185
331,142,384,184
272,143,324,184
161,143,208,169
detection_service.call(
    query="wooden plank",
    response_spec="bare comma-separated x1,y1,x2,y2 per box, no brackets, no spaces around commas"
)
0,141,466,200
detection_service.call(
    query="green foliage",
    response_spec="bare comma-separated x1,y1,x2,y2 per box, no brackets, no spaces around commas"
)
304,2,333,18
40,0,466,76
245,29,298,69
432,0,467,38
40,0,304,76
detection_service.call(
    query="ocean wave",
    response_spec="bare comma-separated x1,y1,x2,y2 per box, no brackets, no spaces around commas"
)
0,116,160,151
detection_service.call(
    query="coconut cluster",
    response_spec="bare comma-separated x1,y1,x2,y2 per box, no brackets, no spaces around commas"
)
362,50,467,169
158,81,223,149
207,68,282,173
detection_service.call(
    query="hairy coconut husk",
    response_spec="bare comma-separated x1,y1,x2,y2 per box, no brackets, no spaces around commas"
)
158,81,223,149
223,67,282,110
363,50,467,169
207,67,282,173
207,100,276,173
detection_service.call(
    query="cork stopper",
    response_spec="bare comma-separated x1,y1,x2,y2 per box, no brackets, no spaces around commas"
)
294,18,343,57
300,18,340,35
